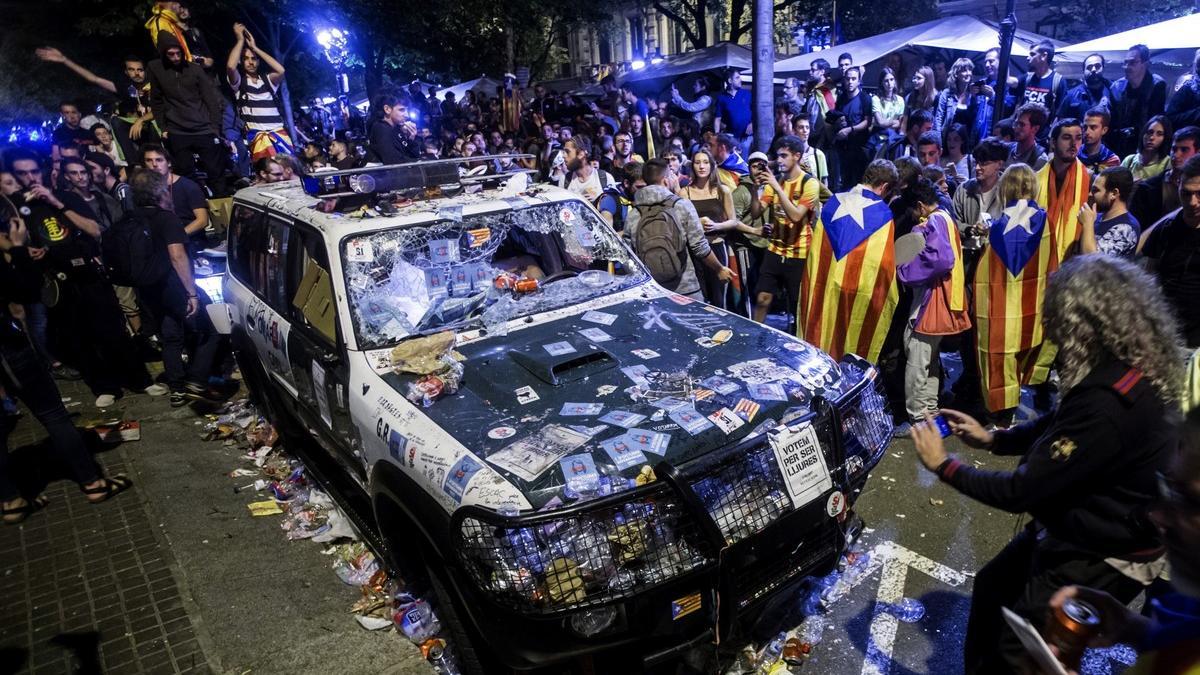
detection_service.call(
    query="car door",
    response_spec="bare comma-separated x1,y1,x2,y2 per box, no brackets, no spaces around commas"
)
227,204,299,398
282,220,362,479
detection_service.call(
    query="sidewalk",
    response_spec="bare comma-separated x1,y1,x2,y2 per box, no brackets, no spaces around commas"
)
0,378,428,674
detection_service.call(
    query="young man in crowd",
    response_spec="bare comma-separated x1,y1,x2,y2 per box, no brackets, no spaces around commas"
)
226,23,291,162
625,158,732,300
1038,118,1090,257
84,152,133,213
611,131,642,172
147,33,226,192
1014,40,1068,140
833,66,873,190
1139,155,1200,349
51,101,91,161
1166,48,1200,130
557,136,613,203
714,69,752,154
141,144,210,256
879,110,934,162
1079,166,1140,257
1058,54,1113,123
59,157,121,232
597,162,644,232
128,169,222,406
670,77,713,132
1079,107,1121,175
1111,44,1169,157
1007,103,1048,169
1131,126,1200,227
748,136,820,327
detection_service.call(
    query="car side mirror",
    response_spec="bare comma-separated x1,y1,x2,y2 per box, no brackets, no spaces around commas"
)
207,302,234,335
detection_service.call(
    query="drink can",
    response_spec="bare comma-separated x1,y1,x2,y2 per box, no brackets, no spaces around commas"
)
1044,599,1100,669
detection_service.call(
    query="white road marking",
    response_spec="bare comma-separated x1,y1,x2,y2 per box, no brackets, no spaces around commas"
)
859,541,969,675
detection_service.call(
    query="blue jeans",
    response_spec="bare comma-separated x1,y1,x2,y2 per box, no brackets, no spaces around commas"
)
0,337,101,501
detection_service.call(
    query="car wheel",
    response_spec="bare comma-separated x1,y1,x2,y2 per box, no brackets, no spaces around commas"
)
375,498,497,675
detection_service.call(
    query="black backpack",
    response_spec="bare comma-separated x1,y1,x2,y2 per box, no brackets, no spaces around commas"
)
634,196,687,289
102,211,166,287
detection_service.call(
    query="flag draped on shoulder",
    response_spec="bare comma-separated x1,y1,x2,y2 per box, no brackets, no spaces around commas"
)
1037,159,1089,259
799,185,897,362
974,198,1057,411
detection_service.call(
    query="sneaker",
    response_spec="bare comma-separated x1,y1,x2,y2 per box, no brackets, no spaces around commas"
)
144,384,169,396
169,391,188,408
52,364,82,381
892,422,913,438
95,394,117,408
181,382,223,403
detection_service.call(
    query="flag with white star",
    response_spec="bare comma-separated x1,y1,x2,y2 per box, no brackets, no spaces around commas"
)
800,186,898,362
988,198,1048,275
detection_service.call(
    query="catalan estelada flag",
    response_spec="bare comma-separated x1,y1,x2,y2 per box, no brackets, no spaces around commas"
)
799,186,897,362
1037,159,1090,260
974,198,1061,412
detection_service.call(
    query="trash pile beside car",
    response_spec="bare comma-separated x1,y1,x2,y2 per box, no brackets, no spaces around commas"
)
202,397,460,674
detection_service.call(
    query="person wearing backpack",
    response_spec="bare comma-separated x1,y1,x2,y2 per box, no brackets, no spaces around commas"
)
748,135,821,328
626,158,733,300
127,170,222,407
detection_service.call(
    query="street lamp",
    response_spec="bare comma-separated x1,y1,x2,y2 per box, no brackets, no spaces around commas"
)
316,26,350,95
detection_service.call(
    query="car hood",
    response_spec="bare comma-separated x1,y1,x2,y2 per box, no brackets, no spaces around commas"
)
381,295,845,510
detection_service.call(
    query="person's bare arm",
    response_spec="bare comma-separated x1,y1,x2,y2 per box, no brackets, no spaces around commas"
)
183,207,209,236
62,207,101,239
226,24,246,89
167,242,199,317
36,47,116,94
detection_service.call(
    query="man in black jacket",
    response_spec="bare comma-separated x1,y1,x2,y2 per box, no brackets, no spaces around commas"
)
147,33,225,193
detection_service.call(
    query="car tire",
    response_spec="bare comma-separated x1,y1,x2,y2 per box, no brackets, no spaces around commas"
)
375,498,497,675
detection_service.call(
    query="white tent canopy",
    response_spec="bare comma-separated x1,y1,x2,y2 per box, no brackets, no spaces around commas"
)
1059,14,1199,79
620,43,751,84
434,77,503,102
776,15,1070,75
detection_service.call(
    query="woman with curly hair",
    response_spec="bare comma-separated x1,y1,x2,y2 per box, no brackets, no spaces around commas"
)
912,253,1184,674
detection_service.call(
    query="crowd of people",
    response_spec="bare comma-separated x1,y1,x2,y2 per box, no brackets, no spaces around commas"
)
2,1,1200,670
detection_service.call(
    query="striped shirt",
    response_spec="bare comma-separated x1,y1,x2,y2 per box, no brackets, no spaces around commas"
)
236,75,283,132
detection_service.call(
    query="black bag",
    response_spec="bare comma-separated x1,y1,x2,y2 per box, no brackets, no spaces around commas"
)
634,196,687,288
102,211,166,287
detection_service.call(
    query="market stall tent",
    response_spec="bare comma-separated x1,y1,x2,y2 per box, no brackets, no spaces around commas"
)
1058,14,1199,80
434,77,504,102
620,43,751,85
775,15,1070,77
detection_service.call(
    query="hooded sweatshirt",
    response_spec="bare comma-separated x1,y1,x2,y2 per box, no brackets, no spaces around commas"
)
147,33,221,136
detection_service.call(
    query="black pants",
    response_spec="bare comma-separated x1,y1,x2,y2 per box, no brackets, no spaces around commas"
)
166,132,226,194
55,277,152,397
138,283,220,391
0,337,101,501
965,525,1145,674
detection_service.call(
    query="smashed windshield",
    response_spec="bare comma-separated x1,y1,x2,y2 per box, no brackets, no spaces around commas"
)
342,200,648,350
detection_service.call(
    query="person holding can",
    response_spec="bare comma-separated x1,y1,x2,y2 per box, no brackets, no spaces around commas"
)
1046,408,1200,674
911,254,1184,673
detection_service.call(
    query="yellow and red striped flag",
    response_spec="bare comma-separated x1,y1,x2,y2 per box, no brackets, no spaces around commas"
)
974,198,1066,412
799,185,898,363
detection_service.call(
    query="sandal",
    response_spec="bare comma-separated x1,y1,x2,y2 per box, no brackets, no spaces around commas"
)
82,475,133,504
2,495,50,524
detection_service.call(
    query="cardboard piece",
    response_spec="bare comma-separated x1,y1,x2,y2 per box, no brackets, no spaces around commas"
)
292,260,337,342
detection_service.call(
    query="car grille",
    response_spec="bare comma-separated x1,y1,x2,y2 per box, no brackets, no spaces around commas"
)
455,486,714,615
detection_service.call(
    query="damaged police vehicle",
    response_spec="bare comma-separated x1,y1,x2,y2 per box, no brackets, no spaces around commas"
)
213,159,893,672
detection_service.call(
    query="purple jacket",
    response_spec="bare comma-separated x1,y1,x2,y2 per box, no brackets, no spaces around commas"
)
897,211,957,325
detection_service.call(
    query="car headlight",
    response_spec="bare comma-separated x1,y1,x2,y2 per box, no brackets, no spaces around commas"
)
455,487,710,614
838,358,893,476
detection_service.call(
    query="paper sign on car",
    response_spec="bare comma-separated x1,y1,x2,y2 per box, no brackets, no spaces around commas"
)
768,422,832,508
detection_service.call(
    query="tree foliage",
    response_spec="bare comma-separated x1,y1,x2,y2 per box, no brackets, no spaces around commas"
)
1028,0,1191,43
